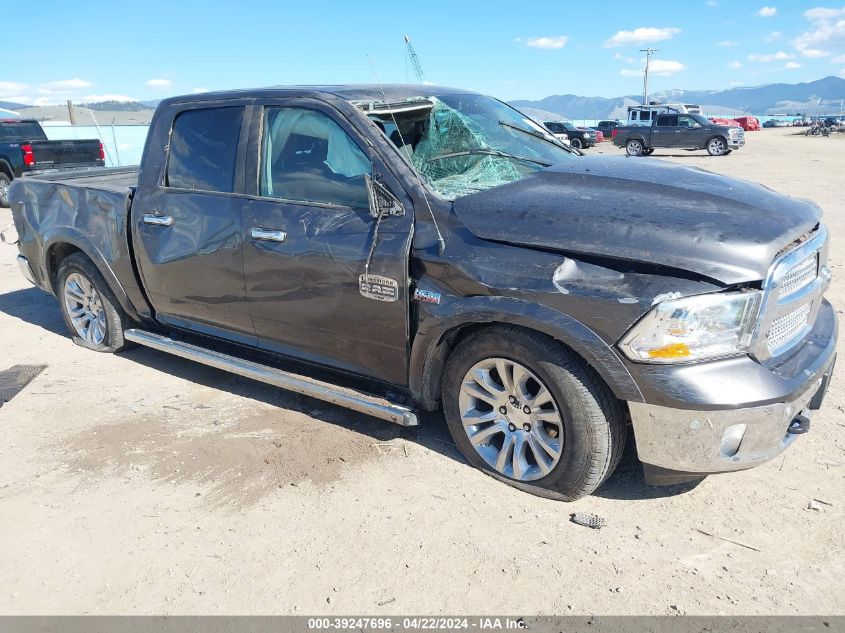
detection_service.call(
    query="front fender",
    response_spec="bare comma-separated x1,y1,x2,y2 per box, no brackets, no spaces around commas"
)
409,295,644,410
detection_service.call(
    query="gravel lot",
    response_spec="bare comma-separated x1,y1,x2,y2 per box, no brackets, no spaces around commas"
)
0,127,842,615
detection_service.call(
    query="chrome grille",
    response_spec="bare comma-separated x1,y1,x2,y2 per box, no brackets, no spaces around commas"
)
752,225,829,361
778,254,818,299
767,302,812,353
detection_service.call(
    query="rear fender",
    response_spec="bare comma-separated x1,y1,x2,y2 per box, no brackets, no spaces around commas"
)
41,229,142,322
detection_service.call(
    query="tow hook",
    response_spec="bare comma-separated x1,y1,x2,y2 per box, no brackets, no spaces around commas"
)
787,415,811,435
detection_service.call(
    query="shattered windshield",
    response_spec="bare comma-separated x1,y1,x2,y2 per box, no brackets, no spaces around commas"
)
365,94,575,199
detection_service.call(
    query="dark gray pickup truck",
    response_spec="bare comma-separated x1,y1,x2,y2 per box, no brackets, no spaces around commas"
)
4,85,837,500
613,112,745,156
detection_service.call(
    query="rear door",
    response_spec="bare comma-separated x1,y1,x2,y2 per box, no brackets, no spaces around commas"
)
132,103,256,343
653,114,680,147
241,99,414,385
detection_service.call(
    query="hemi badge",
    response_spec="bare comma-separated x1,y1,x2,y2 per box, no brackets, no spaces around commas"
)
413,288,441,305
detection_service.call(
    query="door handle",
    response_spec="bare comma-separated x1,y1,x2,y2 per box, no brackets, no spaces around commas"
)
251,227,287,243
143,214,174,227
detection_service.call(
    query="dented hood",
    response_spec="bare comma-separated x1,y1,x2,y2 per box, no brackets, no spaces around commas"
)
451,156,821,285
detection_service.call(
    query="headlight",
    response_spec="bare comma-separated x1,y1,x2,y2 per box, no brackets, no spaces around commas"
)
619,291,762,363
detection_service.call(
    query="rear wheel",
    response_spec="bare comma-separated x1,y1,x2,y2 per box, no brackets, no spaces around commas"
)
442,326,627,501
0,172,11,208
706,136,728,156
625,139,644,156
57,253,130,352
642,148,655,156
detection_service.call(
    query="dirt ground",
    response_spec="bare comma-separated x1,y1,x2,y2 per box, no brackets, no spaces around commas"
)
0,127,842,615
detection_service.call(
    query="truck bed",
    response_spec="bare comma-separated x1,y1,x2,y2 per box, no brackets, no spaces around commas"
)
11,166,144,314
22,166,139,194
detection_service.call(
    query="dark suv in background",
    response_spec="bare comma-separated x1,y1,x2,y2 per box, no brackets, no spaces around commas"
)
543,121,596,149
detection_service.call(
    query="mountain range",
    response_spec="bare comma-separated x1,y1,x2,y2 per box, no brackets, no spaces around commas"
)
4,76,845,122
510,76,845,120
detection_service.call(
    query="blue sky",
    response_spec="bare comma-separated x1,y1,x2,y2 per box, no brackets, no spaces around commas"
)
4,0,845,105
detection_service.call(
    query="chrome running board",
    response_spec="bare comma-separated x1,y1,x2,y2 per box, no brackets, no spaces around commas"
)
124,329,419,426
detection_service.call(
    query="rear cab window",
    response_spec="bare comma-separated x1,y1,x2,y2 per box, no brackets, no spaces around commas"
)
0,121,48,142
166,107,244,192
656,115,679,127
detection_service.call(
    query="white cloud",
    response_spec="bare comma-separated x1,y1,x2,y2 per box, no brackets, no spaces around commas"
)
718,40,740,46
192,87,209,94
82,94,136,103
747,51,794,61
840,67,845,76
620,59,686,76
604,27,680,47
525,36,568,49
794,5,845,54
38,78,92,93
146,79,173,88
801,48,830,57
783,61,803,68
0,81,29,97
728,60,743,69
757,6,778,17
613,52,637,63
765,31,782,42
832,53,845,62
804,6,845,20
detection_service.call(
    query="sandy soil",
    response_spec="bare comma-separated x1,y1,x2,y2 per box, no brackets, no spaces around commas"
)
0,127,842,615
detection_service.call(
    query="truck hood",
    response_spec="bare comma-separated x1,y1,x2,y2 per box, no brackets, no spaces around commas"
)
451,156,821,285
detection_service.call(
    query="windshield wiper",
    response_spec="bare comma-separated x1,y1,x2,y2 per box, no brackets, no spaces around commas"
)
498,120,572,150
425,148,551,167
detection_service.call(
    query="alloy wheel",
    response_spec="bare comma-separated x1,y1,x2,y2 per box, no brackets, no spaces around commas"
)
63,272,107,346
458,358,564,481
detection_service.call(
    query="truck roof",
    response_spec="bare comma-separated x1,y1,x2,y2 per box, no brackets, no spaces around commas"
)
158,84,479,107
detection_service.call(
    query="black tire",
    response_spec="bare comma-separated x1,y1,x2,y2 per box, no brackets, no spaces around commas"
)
706,136,728,156
642,148,655,156
625,139,644,156
56,252,130,352
569,138,582,150
442,326,627,501
0,172,11,208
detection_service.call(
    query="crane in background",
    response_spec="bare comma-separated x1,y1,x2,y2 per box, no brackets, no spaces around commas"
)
404,35,426,83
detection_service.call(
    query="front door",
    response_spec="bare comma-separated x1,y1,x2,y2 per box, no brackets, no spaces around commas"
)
241,100,413,385
132,104,256,342
676,115,703,147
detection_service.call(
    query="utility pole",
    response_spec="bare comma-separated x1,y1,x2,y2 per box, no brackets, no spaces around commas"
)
66,100,77,125
640,48,659,105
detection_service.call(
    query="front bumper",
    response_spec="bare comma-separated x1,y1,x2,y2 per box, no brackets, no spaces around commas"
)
629,300,837,479
728,138,745,149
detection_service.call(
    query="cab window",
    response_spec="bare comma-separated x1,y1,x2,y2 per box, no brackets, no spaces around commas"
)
656,115,679,127
166,107,243,192
260,107,371,209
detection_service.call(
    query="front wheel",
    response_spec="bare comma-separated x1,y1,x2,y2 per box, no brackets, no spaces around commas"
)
57,252,131,352
569,138,582,150
442,326,627,501
706,136,728,156
0,172,11,208
625,139,644,156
